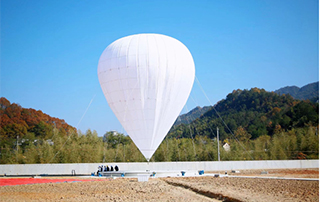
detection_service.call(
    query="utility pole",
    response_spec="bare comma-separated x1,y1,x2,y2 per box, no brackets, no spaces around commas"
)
217,127,220,161
16,135,19,162
17,135,19,152
123,144,125,162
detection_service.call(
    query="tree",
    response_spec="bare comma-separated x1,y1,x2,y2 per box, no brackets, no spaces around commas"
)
253,135,271,160
234,126,251,142
103,131,129,149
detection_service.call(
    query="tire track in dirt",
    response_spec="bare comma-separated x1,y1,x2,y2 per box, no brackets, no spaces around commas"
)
162,178,242,202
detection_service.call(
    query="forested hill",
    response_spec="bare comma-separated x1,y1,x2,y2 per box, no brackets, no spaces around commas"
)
168,88,319,140
173,106,211,126
171,82,318,134
275,81,319,102
0,97,76,147
0,90,318,164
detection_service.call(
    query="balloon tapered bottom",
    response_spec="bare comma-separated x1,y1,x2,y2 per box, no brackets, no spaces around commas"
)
146,159,150,172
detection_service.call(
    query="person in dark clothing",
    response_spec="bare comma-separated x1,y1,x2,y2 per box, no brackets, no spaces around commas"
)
110,166,114,171
106,165,110,171
115,165,119,171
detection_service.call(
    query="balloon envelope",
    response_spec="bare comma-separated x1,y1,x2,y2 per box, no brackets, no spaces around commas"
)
98,33,195,161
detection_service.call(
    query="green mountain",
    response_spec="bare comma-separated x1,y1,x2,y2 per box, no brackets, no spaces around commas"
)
275,81,319,102
168,88,319,140
173,106,211,126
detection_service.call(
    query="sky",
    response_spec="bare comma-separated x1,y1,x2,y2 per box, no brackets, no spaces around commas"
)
1,0,319,137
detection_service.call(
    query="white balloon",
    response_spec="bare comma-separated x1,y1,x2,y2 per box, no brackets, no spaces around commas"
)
98,34,195,161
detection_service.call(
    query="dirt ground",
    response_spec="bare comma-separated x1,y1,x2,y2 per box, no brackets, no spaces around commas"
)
0,168,318,202
220,168,319,179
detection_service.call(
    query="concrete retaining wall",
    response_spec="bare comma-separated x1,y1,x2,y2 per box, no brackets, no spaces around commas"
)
0,160,318,176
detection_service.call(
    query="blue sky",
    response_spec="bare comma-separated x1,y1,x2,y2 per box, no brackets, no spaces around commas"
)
1,0,319,136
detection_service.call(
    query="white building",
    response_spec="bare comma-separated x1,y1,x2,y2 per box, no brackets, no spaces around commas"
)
223,143,230,152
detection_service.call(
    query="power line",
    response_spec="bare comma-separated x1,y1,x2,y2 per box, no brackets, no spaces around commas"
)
195,76,254,160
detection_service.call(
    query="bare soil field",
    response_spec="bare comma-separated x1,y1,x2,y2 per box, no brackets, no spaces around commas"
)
0,168,318,202
221,168,319,179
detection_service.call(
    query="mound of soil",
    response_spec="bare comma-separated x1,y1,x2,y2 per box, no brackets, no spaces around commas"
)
165,176,319,202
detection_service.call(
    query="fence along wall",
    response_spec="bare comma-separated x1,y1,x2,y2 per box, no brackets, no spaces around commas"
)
0,160,318,176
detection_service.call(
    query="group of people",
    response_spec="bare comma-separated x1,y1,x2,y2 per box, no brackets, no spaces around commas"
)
97,165,119,174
